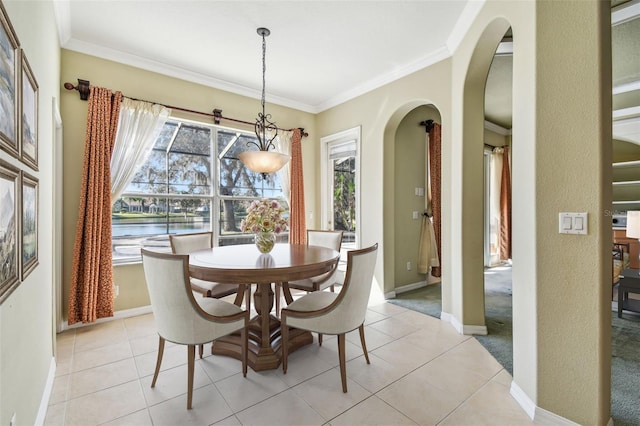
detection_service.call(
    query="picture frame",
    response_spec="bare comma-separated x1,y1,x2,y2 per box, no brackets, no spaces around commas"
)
20,51,37,170
0,1,20,159
21,171,37,280
0,159,20,304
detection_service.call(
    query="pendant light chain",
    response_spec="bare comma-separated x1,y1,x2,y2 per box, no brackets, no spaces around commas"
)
261,31,266,119
252,27,278,152
239,27,288,177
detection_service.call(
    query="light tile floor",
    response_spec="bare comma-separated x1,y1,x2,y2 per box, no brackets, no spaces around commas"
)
46,298,536,426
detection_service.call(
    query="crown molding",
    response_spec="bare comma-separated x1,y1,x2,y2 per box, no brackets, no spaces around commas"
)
612,0,640,25
614,106,640,120
613,80,640,95
484,120,512,135
52,0,71,46
62,35,451,114
62,38,316,113
446,0,485,54
315,46,451,112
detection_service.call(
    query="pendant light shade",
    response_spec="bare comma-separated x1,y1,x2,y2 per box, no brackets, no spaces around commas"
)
238,150,290,174
239,27,290,175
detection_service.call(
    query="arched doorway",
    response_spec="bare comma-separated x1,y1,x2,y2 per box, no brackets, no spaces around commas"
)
381,102,443,302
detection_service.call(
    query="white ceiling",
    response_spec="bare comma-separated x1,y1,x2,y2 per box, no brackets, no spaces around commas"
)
54,0,482,114
55,0,640,146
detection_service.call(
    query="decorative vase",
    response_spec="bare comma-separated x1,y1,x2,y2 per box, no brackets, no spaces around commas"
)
255,231,276,253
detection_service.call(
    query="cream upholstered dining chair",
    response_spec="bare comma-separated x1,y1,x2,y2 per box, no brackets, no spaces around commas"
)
281,243,378,393
170,232,249,309
141,249,249,409
277,230,343,318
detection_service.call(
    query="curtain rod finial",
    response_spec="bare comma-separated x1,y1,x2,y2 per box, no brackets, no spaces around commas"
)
419,119,434,133
213,109,222,125
64,78,90,100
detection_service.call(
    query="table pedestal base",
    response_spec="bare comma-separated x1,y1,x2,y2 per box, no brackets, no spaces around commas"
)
211,282,313,371
212,315,313,371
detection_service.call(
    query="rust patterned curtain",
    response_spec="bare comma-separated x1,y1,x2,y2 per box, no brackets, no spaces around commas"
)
429,123,442,277
499,146,512,260
68,87,122,324
289,128,306,245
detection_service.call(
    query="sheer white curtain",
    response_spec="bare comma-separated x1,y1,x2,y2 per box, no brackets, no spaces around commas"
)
110,98,170,201
275,129,294,204
489,147,504,265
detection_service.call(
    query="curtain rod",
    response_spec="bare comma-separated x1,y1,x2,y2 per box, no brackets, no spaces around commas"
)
63,78,308,137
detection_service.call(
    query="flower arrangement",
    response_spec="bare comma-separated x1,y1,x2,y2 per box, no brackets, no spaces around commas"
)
241,198,289,234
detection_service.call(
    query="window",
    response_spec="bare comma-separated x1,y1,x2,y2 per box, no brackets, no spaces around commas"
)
112,118,288,264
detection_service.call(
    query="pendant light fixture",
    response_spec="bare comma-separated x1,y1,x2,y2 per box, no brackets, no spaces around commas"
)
238,27,290,176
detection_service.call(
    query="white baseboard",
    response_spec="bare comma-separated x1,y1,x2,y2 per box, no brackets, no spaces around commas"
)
535,406,580,425
384,291,396,299
35,357,56,426
394,281,427,294
441,312,487,335
511,380,588,425
463,323,488,335
510,381,536,419
60,305,153,331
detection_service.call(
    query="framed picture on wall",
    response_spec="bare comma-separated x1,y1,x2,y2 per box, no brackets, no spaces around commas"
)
20,52,37,170
0,159,20,304
0,1,20,159
21,171,37,280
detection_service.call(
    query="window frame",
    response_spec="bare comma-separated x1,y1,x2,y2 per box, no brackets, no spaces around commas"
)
111,116,288,265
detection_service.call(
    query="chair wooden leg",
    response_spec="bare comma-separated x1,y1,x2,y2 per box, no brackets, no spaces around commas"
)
199,344,203,359
281,313,289,374
187,345,195,409
318,333,323,346
151,336,165,388
338,334,347,393
359,324,370,364
275,283,281,317
330,284,335,292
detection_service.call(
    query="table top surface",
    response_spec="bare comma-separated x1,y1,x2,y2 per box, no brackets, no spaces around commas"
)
621,268,640,281
189,243,340,284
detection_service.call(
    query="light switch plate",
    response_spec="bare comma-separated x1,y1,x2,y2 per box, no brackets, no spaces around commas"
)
559,212,588,235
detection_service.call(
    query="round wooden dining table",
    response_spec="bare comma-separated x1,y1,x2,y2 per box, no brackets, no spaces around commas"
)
189,243,340,371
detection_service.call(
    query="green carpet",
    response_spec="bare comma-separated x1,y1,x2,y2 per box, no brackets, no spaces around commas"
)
388,267,640,425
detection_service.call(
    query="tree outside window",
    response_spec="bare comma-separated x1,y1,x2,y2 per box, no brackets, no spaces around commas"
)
111,118,288,263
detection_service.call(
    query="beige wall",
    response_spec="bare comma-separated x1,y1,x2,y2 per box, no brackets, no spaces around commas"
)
316,58,454,298
60,50,317,317
450,1,610,423
315,0,611,423
0,1,60,425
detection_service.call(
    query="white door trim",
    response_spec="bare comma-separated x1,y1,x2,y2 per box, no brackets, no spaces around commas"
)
320,126,361,247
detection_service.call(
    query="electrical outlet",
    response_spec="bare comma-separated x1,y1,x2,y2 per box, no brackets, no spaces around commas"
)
406,261,411,271
114,285,120,298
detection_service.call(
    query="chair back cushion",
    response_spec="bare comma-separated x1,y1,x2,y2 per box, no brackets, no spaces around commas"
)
307,230,343,251
141,249,242,344
286,244,378,334
304,230,343,287
169,232,213,254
